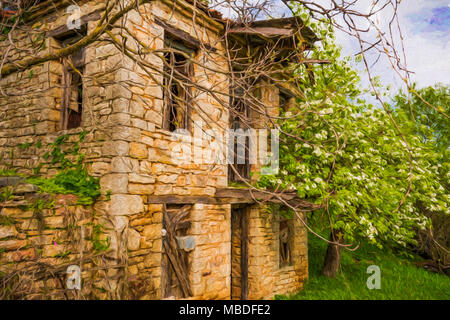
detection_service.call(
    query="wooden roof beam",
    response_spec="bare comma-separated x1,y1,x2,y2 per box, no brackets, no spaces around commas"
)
227,26,294,38
146,188,320,210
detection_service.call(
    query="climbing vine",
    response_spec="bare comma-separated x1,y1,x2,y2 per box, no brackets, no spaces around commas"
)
25,131,100,205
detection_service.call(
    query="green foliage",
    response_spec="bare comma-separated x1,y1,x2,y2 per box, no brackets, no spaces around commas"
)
18,142,32,150
394,84,449,153
0,187,14,203
28,197,54,212
53,250,72,259
276,235,450,300
91,224,110,253
266,204,294,219
0,168,17,177
257,4,449,251
28,168,100,206
393,84,449,265
0,215,16,226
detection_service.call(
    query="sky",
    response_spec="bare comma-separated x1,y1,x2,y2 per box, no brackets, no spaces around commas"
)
396,1,450,87
213,0,450,95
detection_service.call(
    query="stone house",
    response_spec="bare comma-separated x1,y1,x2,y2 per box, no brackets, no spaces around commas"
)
0,0,318,300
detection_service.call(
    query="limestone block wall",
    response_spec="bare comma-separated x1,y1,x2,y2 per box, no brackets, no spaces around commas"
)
189,204,230,299
0,188,165,300
0,192,99,299
103,3,233,300
125,203,163,299
123,203,231,300
0,1,105,143
0,1,160,298
0,1,131,177
112,0,230,195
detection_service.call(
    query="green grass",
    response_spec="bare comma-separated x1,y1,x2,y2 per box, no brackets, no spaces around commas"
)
276,235,450,300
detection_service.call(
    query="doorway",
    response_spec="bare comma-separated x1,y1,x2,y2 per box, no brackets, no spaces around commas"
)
161,204,192,299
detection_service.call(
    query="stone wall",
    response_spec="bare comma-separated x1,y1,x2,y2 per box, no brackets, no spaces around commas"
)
1,0,232,300
0,190,100,299
189,204,230,299
99,1,232,300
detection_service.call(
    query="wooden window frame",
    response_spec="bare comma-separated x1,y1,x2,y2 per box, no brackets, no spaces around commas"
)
228,87,251,182
162,32,196,133
53,26,87,131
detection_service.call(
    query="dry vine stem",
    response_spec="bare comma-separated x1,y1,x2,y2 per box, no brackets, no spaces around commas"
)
0,0,447,290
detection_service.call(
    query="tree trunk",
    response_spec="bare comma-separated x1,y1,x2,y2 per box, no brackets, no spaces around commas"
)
322,231,343,277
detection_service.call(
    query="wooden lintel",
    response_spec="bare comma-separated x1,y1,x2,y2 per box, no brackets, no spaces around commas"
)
215,188,299,203
228,26,294,38
46,10,103,38
155,18,217,52
302,59,332,65
146,188,305,207
146,195,252,205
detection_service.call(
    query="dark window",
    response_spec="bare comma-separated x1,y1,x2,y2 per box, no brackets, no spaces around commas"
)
229,88,250,182
54,27,86,130
279,90,291,112
279,219,292,266
162,36,194,132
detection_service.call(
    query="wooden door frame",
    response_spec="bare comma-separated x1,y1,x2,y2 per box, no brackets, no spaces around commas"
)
231,205,249,300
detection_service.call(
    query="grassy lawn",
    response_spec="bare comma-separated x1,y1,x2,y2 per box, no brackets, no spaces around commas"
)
276,235,450,300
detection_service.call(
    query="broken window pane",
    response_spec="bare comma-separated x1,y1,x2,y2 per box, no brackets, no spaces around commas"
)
54,28,86,130
229,87,250,182
162,35,194,132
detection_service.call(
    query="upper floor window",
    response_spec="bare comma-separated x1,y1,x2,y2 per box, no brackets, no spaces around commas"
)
229,87,251,182
162,35,194,132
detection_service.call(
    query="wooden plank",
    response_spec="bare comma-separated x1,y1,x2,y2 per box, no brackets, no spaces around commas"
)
161,245,171,298
302,59,332,64
228,26,294,37
60,58,71,130
147,195,237,205
146,188,321,209
215,188,299,202
163,239,191,297
155,18,217,52
240,207,249,300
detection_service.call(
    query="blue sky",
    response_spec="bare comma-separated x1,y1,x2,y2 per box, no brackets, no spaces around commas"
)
410,5,450,33
380,1,449,90
337,0,450,94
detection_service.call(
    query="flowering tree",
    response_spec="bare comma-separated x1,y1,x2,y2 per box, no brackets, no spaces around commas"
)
258,5,449,277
